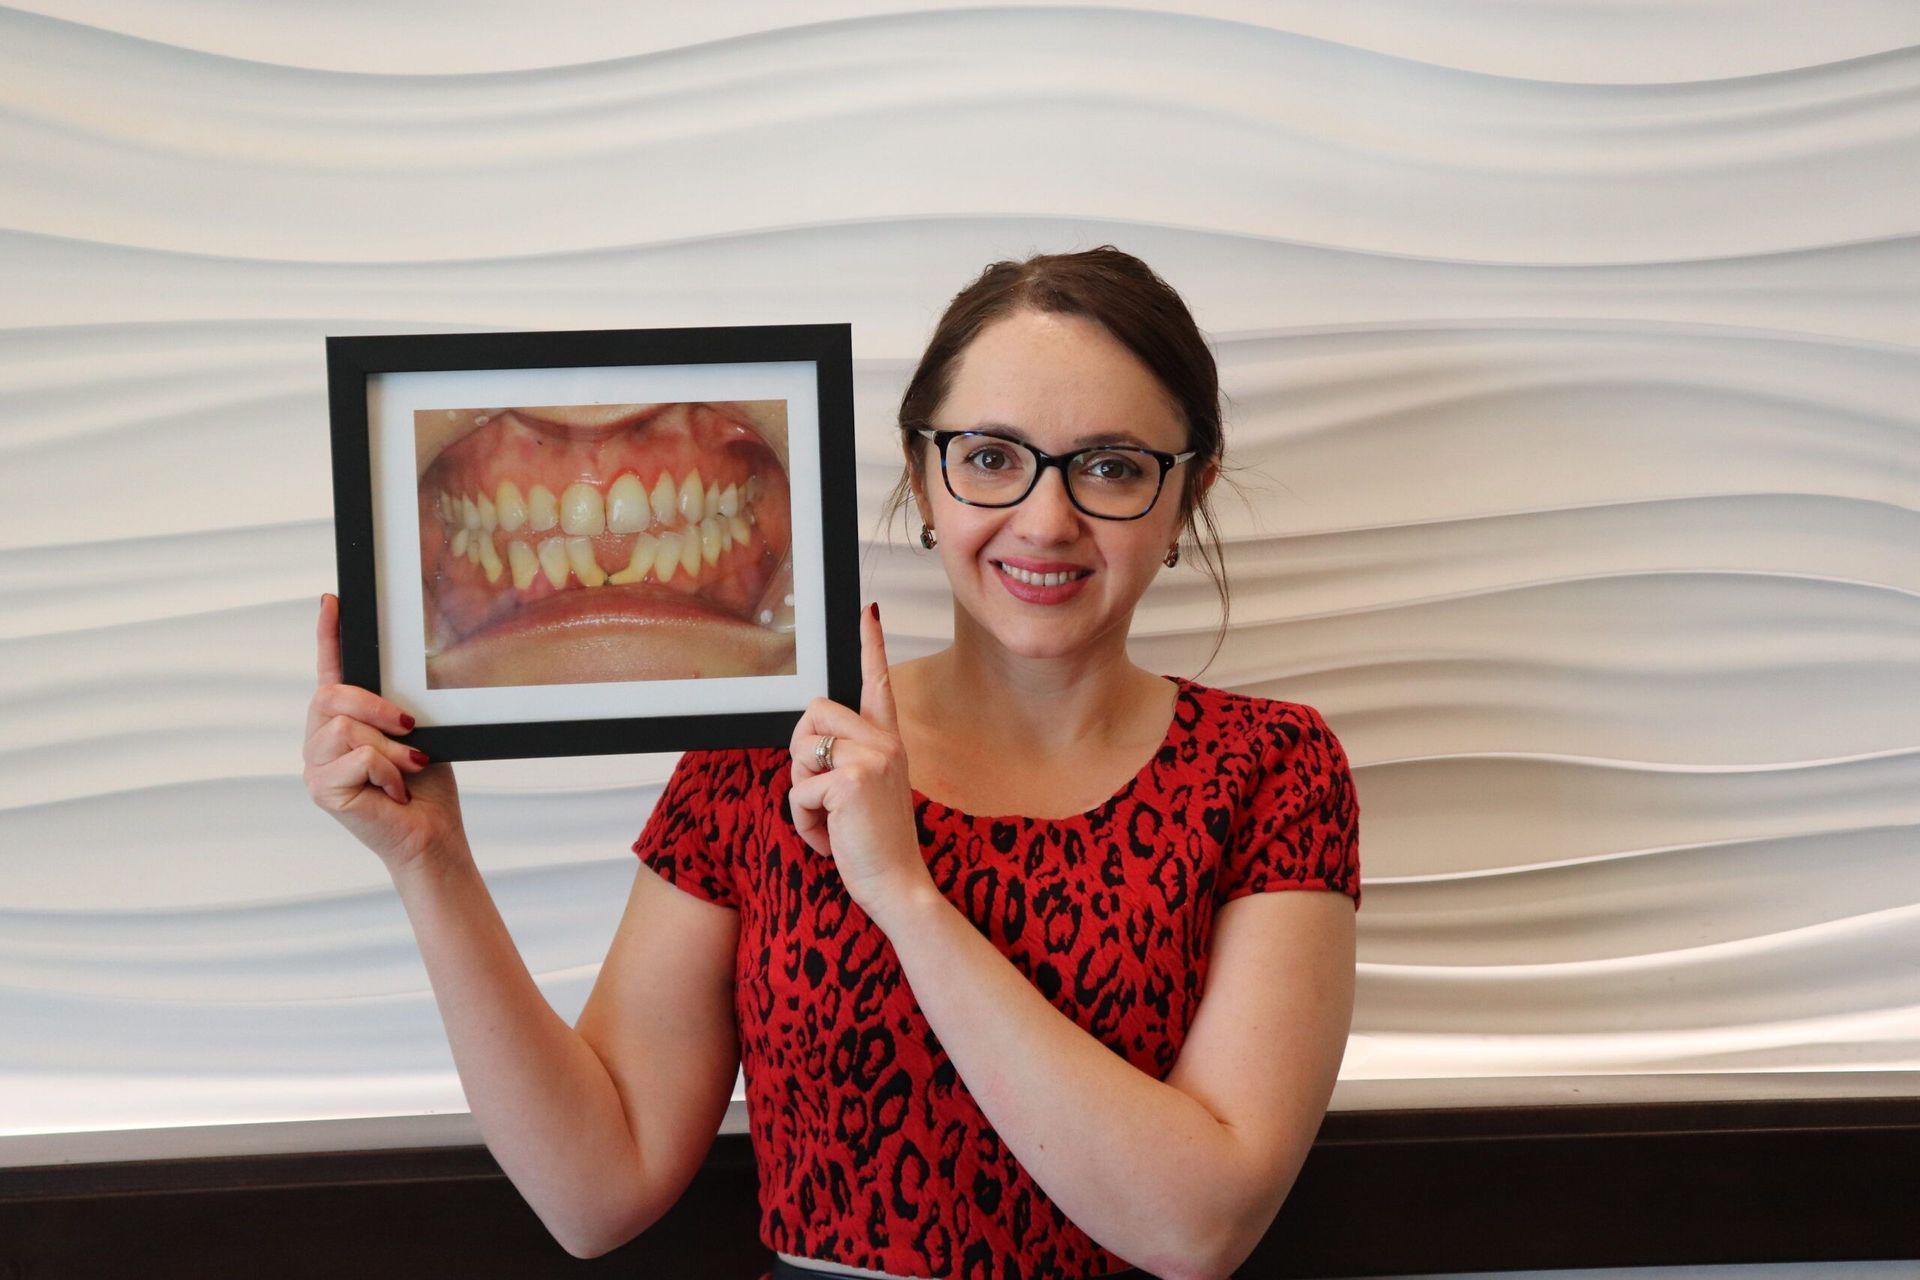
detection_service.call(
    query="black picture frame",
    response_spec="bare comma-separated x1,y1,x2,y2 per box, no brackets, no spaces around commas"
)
325,324,859,762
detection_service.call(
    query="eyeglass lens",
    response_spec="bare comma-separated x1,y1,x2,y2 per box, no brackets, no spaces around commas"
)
944,435,1163,518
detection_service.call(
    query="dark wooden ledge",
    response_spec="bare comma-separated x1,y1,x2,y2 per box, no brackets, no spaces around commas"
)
2,1097,1916,1277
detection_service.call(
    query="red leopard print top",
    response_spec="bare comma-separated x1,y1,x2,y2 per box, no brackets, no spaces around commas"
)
632,675,1362,1279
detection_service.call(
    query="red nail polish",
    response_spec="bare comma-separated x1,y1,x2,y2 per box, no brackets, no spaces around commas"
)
871,602,880,623
411,750,429,766
400,713,416,731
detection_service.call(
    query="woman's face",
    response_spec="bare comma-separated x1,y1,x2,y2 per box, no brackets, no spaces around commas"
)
912,309,1204,662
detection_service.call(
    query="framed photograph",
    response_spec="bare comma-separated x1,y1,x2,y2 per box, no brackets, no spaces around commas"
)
325,324,859,762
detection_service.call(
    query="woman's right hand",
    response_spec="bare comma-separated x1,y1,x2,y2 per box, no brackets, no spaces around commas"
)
304,592,465,877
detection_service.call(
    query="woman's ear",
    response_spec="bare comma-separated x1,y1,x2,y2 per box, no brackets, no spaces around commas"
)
905,436,936,526
1178,459,1218,527
908,468,928,524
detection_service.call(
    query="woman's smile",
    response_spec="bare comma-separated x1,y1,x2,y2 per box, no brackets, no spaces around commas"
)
989,556,1096,602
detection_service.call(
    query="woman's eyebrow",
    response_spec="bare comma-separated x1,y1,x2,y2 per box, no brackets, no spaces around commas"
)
971,421,1156,449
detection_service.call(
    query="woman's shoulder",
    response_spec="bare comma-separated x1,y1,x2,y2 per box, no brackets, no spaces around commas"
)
1160,676,1353,798
665,744,794,801
1167,674,1333,746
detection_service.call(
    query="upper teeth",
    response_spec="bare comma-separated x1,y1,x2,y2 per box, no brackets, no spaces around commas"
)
439,472,748,539
1000,563,1086,587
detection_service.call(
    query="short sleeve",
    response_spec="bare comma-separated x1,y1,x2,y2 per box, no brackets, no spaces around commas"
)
631,748,759,909
1219,704,1362,910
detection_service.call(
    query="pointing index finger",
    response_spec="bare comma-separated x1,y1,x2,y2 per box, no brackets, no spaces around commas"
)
858,602,898,732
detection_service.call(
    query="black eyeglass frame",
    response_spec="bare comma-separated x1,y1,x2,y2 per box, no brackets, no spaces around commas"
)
910,427,1197,521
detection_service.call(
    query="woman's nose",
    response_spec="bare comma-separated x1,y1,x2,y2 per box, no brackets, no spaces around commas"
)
1012,465,1082,539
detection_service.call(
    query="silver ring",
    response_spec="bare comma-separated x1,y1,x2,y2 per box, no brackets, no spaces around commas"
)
813,734,836,772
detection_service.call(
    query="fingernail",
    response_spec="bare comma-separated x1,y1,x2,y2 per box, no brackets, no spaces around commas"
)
870,602,880,623
400,713,416,731
411,749,429,766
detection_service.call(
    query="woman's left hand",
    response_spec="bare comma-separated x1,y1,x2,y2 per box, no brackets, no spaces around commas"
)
788,604,932,929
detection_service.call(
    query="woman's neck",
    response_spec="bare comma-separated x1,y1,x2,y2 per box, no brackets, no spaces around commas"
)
902,617,1162,758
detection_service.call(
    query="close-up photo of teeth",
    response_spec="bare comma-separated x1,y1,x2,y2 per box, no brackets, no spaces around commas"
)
415,399,796,688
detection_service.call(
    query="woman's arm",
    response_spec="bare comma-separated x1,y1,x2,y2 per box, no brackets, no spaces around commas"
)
388,846,740,1259
386,842,646,1255
306,594,737,1258
868,885,1355,1280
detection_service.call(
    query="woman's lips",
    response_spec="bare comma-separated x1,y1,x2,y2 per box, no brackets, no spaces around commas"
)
991,557,1093,605
416,401,796,688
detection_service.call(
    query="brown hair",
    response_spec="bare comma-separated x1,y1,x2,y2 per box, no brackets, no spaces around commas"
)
879,245,1239,672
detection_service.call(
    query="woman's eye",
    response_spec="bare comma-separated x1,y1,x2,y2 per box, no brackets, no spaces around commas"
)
1082,452,1144,481
964,446,1011,470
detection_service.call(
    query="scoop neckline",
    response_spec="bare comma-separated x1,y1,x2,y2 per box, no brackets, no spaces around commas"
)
908,674,1193,823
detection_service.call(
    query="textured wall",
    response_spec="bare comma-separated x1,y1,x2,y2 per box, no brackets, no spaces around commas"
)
1,2,1916,1148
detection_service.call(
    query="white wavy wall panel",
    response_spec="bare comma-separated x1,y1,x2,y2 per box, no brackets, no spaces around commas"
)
1,3,1916,1141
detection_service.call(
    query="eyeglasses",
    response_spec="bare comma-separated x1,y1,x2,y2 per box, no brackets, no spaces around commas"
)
912,428,1196,521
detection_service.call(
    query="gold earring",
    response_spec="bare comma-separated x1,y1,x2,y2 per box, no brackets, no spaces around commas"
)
1163,544,1180,568
919,524,938,549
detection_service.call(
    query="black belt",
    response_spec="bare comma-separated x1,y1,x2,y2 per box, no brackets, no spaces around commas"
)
770,1258,1154,1280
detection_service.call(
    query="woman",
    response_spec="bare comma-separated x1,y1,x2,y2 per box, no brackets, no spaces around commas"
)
305,247,1361,1280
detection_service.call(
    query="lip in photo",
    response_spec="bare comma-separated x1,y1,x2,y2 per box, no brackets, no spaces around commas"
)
417,400,797,689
